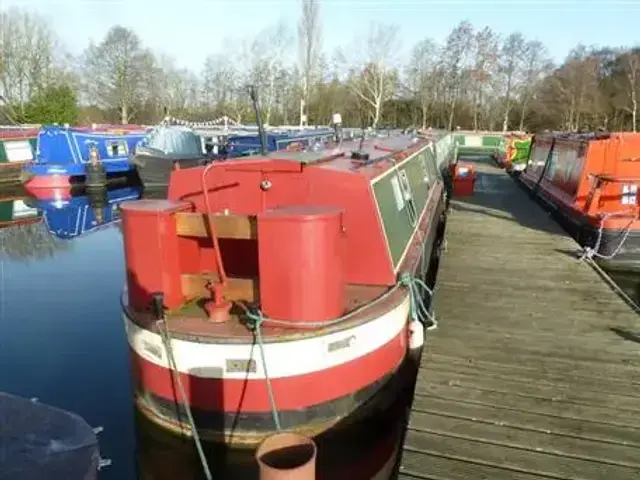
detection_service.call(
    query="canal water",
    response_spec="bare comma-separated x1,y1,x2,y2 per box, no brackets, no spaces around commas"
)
0,183,416,480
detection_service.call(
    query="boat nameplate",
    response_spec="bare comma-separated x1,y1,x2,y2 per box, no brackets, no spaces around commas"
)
142,340,164,361
327,335,356,353
225,358,257,373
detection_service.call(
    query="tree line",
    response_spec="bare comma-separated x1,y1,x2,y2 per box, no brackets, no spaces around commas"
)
1,1,639,132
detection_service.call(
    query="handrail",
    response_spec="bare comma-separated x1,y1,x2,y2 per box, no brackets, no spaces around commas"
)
590,173,640,184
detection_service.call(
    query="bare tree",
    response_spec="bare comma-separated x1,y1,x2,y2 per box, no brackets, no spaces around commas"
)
82,26,154,124
518,40,553,131
341,23,400,128
298,0,322,126
440,21,474,130
498,32,525,131
247,20,292,125
407,38,440,129
0,8,59,114
616,49,640,131
470,27,499,130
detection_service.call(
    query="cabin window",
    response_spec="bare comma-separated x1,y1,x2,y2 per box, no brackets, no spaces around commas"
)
621,184,638,205
106,140,128,157
4,140,33,162
398,169,418,226
422,150,439,183
544,149,559,181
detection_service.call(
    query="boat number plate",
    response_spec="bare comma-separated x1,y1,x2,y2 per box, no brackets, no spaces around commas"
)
226,359,257,373
143,340,164,361
327,335,355,353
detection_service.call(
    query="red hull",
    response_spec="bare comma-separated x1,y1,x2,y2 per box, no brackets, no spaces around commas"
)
131,326,406,413
24,174,72,189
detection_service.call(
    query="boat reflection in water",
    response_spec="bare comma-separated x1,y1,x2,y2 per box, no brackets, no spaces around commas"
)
134,355,419,480
25,184,142,239
0,187,42,229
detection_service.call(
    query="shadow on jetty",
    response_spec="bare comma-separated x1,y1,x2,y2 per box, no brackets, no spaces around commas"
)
451,156,566,238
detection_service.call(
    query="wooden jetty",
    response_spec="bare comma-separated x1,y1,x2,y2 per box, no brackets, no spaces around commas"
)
398,158,640,479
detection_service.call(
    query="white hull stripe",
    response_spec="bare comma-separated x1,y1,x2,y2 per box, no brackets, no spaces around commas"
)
126,294,410,381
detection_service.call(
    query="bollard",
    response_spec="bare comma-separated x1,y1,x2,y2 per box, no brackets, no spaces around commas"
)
256,432,317,480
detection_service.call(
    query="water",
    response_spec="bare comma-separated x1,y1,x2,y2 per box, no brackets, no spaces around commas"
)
0,188,137,479
0,183,415,480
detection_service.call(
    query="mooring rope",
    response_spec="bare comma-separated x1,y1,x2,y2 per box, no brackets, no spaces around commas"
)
578,210,638,261
236,270,437,434
156,317,213,480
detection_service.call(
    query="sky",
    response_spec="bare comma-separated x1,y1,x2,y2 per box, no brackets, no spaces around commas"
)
2,0,640,73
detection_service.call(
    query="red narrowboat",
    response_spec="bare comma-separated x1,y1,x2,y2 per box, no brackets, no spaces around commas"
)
119,132,453,448
520,132,640,269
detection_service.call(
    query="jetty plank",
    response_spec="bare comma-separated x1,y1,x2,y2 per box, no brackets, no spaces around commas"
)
398,158,640,479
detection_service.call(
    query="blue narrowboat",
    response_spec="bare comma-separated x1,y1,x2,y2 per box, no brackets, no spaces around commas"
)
24,125,149,189
225,128,336,156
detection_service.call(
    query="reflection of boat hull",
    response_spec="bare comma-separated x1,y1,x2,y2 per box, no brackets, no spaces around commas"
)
130,154,205,188
0,194,42,228
31,185,141,239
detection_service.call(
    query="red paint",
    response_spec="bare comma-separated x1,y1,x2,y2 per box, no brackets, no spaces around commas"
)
452,163,476,197
165,151,404,285
257,205,345,324
22,186,72,201
120,200,191,310
23,174,72,189
0,129,38,139
131,325,407,413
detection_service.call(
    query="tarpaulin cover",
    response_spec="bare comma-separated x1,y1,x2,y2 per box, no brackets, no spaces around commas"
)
0,392,99,480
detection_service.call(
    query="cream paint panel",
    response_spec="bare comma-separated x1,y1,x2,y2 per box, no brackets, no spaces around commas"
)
126,294,410,380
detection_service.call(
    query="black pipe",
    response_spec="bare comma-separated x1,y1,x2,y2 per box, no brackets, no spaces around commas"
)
248,85,267,156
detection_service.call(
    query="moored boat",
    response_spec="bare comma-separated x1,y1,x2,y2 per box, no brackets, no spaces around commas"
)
120,131,453,449
519,131,640,270
129,125,209,188
23,124,148,189
0,127,39,184
503,134,532,172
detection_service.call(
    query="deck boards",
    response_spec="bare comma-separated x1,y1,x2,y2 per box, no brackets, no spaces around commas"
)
398,158,640,480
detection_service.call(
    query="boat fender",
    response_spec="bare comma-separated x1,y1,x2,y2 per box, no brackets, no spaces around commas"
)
408,319,425,351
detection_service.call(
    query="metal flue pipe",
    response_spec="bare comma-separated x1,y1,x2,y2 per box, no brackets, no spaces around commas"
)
255,433,317,480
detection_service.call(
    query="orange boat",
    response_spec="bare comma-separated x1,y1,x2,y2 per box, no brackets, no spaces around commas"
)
519,132,640,269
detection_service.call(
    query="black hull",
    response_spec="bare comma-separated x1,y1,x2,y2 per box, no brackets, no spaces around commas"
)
131,154,205,188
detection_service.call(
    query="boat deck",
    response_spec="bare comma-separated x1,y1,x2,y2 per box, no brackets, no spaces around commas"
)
397,158,640,479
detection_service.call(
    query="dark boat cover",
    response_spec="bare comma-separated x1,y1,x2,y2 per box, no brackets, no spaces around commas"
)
0,392,100,480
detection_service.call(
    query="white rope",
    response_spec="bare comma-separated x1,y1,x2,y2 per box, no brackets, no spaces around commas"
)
578,210,638,261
